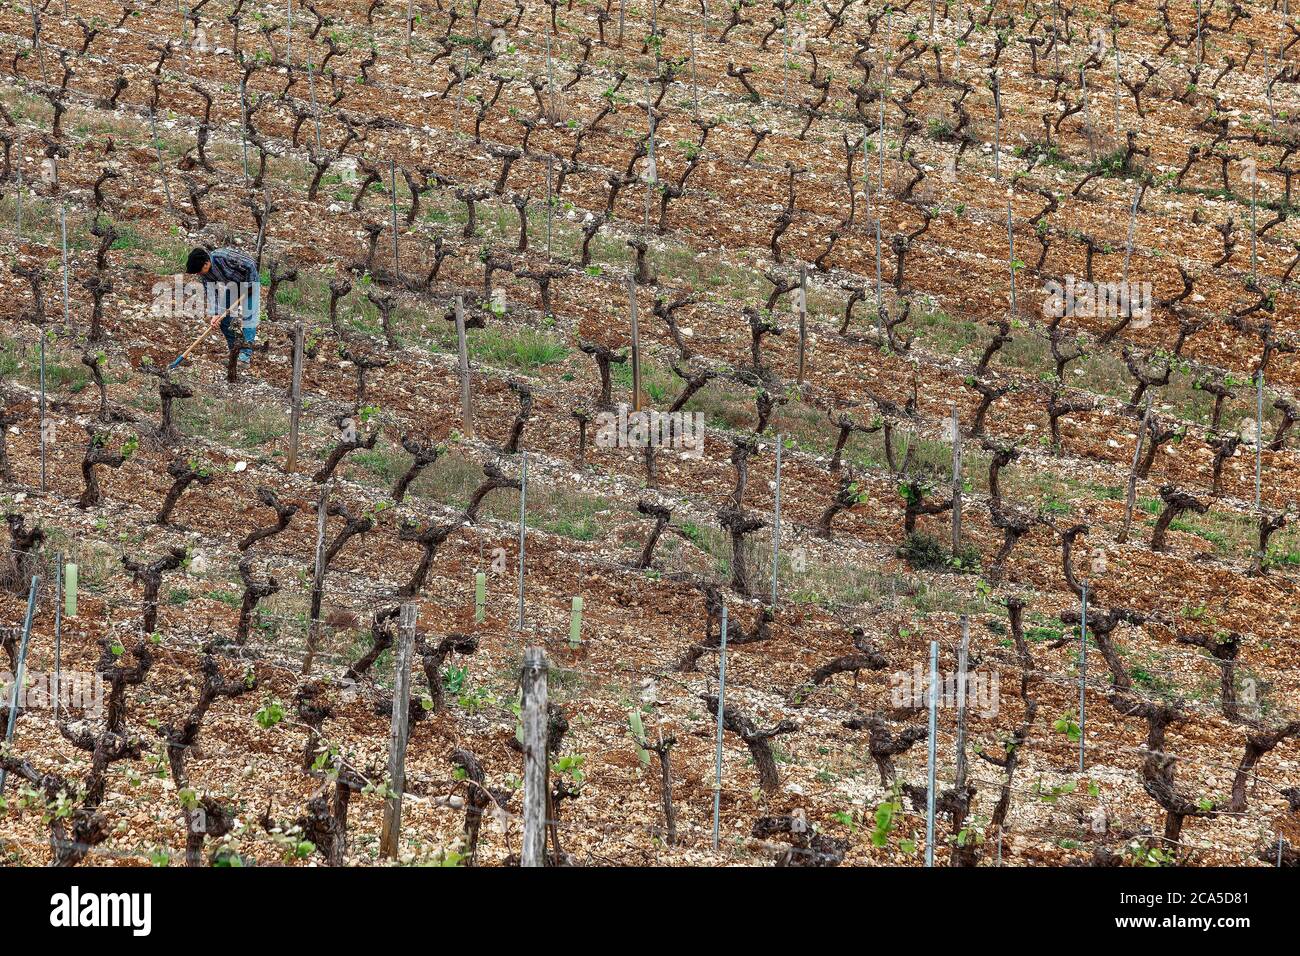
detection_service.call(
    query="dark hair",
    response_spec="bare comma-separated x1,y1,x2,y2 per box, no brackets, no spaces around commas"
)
185,248,210,274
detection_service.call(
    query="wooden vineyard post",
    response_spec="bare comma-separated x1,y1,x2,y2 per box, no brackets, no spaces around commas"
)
459,47,470,110
629,277,641,411
517,453,528,632
389,159,400,279
545,157,554,259
60,204,69,328
954,616,969,792
950,404,963,553
254,185,270,267
874,217,884,340
1250,164,1258,281
0,575,40,795
52,556,62,723
781,19,790,105
1118,396,1153,544
148,107,177,217
925,638,938,867
711,604,729,851
1113,41,1122,131
38,332,45,492
644,86,656,226
770,435,783,605
878,72,886,193
455,295,474,436
1256,364,1264,514
29,2,47,83
239,74,251,183
1121,183,1141,288
1079,581,1088,772
521,647,549,867
1195,0,1203,64
307,63,321,150
286,319,304,473
546,32,555,124
303,483,329,674
796,265,808,387
14,132,22,243
1081,68,1095,166
689,25,699,113
1006,188,1017,316
991,70,1001,180
380,602,417,859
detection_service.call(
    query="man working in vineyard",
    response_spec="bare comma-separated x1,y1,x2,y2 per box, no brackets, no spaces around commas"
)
185,247,261,364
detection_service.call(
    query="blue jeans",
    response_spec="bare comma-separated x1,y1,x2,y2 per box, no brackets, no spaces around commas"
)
218,282,260,360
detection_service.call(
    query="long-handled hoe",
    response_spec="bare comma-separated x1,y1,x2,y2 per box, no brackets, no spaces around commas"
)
168,292,248,370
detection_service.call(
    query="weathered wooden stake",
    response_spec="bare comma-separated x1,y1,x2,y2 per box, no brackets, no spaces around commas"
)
0,575,40,795
308,63,321,150
689,26,699,112
711,604,728,851
629,277,642,411
950,404,963,552
1079,580,1088,772
379,602,417,859
992,71,1002,179
52,556,62,723
517,453,527,631
1113,42,1122,130
1121,183,1141,286
148,108,177,217
1256,366,1264,513
925,638,938,867
303,484,329,674
60,204,69,326
644,82,656,226
1006,189,1017,316
1195,0,1203,63
521,647,549,866
875,218,884,338
770,435,783,605
239,76,250,183
796,266,808,386
954,617,969,790
1118,396,1153,543
545,157,553,259
877,82,886,193
781,19,791,105
38,334,46,492
14,132,23,243
389,159,400,278
1250,172,1258,281
455,295,474,436
287,319,303,473
1080,68,1096,165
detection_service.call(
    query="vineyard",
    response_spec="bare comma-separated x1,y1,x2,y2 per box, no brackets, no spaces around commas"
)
0,0,1298,872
